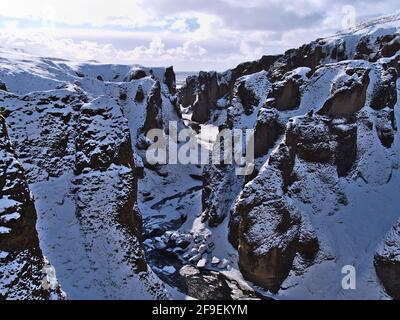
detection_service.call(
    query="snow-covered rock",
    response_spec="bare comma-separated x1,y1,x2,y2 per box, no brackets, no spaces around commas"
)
0,116,64,299
0,49,179,299
374,219,400,299
180,13,400,299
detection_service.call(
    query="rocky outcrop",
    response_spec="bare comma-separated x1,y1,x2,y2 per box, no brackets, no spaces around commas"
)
227,55,280,97
73,97,144,247
355,33,400,62
237,79,259,115
135,85,145,103
0,79,169,298
229,113,360,291
374,219,400,299
179,23,400,125
192,91,210,124
142,81,163,133
202,163,242,227
253,108,285,158
266,78,301,111
179,56,280,123
286,115,358,177
183,72,222,124
0,115,64,299
125,68,147,82
0,117,39,252
355,36,375,60
380,34,400,58
329,39,348,61
75,98,134,174
0,80,7,92
178,265,258,300
375,109,397,148
270,43,324,81
164,66,176,95
234,142,319,293
318,68,370,117
182,16,400,299
369,65,398,110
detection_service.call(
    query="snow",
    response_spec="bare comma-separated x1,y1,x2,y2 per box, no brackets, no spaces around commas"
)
0,198,21,212
162,266,176,275
196,258,207,268
0,212,21,223
0,251,8,260
0,226,11,234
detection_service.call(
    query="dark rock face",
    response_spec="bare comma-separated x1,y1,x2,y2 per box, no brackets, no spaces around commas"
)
237,79,259,115
119,92,127,101
178,265,258,300
192,91,210,124
333,121,358,177
355,37,375,60
380,34,400,58
330,40,348,61
202,163,241,227
354,33,400,62
318,68,370,117
286,115,357,177
142,81,163,132
164,66,177,95
267,78,301,111
0,80,7,92
75,99,134,174
180,76,197,108
232,114,360,291
370,66,398,110
270,44,324,81
253,108,284,158
179,56,280,123
376,109,397,148
190,72,221,124
0,116,39,252
227,55,281,96
374,220,400,299
235,143,319,293
125,69,147,81
0,115,63,299
135,85,145,103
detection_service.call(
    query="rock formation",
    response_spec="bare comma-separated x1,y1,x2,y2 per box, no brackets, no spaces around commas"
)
0,115,64,299
374,219,400,299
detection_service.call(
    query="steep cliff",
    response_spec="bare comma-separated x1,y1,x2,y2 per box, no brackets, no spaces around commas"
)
0,115,64,299
0,50,180,299
181,14,400,299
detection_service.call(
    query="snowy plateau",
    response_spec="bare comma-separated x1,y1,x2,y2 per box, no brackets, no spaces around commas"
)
1,12,400,300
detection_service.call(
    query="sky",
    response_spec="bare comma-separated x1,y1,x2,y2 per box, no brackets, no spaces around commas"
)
0,0,399,71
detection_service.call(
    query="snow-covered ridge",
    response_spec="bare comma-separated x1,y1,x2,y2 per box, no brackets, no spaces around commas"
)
0,47,180,299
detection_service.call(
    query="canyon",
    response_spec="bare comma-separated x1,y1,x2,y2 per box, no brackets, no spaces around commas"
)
1,13,400,300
